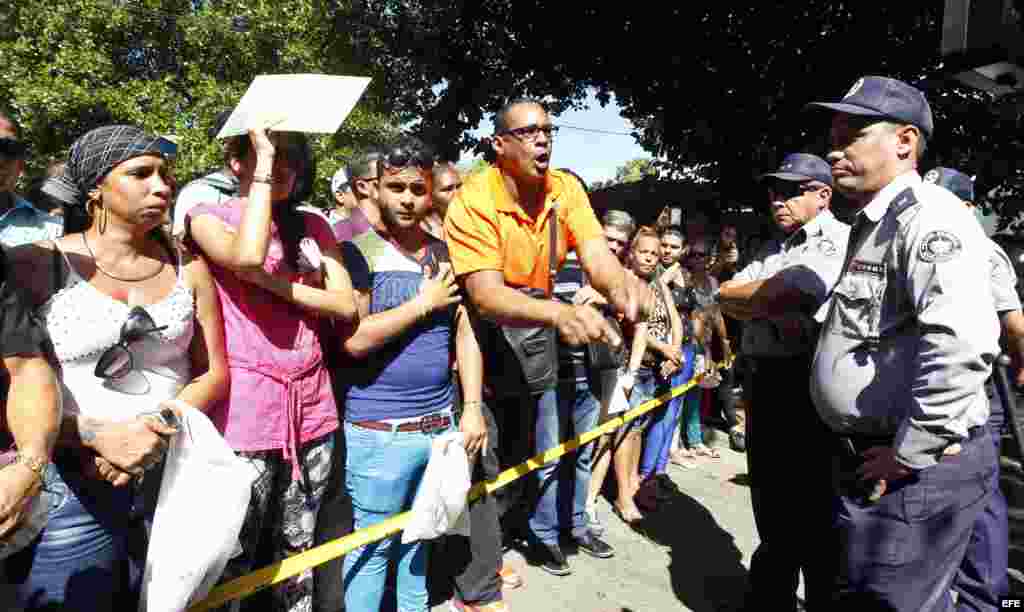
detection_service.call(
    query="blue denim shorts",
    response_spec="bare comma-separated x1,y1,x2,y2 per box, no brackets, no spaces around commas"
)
626,369,669,432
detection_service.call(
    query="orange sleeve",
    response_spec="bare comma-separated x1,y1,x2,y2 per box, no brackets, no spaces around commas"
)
562,179,604,250
444,190,503,278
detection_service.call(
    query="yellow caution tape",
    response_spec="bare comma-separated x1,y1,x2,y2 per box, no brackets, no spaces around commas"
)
189,359,733,611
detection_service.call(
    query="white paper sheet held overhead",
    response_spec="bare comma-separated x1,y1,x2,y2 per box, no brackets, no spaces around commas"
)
216,74,371,139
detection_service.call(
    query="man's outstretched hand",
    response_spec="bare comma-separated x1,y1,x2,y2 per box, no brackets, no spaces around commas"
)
606,270,654,325
555,303,622,347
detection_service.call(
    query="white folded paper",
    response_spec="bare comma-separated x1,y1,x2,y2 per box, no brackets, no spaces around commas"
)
217,74,371,139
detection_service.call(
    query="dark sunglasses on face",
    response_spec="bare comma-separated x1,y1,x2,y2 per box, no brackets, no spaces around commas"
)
686,250,708,259
0,138,28,160
94,306,167,380
499,124,560,142
768,181,821,202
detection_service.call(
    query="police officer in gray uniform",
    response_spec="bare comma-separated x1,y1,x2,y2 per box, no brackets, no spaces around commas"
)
807,76,1000,611
716,152,850,612
926,166,1020,612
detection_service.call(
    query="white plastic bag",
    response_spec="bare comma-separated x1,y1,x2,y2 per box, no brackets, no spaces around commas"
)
139,409,259,612
402,432,471,543
605,372,632,415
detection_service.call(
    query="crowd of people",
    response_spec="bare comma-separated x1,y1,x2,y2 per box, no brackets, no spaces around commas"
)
0,73,1018,612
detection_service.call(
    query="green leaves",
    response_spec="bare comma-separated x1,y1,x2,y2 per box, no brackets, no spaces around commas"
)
4,0,394,208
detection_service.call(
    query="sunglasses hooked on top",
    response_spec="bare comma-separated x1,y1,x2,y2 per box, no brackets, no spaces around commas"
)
153,136,178,162
0,138,28,161
498,124,560,143
378,149,435,178
94,306,167,381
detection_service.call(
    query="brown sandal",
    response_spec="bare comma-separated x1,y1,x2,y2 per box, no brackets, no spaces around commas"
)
612,501,643,523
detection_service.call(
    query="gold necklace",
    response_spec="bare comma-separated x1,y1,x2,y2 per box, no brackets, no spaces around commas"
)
81,233,166,283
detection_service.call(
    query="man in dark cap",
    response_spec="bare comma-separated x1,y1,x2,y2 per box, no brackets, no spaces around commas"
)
807,76,999,611
716,152,849,612
926,166,1020,611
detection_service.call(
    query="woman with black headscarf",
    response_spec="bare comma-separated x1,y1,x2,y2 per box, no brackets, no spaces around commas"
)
185,124,356,612
4,125,230,610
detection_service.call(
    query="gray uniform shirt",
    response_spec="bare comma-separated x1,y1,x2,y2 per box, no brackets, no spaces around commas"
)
810,172,1000,470
733,210,850,358
989,240,1021,314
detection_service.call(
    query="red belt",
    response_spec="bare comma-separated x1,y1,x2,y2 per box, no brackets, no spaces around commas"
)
352,414,451,433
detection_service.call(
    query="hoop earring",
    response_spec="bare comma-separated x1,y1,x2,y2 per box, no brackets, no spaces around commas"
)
88,196,107,235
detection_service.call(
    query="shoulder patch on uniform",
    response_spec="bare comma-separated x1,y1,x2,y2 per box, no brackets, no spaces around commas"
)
816,237,838,256
918,230,962,263
888,187,918,219
923,169,940,184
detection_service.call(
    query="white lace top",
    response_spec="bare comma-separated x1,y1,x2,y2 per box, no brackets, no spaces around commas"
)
38,244,195,421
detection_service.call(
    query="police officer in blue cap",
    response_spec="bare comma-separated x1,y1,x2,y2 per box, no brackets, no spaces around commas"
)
807,76,1000,611
716,152,850,611
926,166,1023,611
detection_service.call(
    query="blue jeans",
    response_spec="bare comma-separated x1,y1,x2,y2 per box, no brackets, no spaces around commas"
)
342,416,455,612
9,459,143,611
530,384,598,544
641,345,696,476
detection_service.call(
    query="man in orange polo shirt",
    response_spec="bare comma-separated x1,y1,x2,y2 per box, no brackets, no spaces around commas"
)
444,99,650,611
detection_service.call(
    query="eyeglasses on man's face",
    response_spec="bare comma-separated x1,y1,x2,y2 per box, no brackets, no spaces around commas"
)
499,124,560,143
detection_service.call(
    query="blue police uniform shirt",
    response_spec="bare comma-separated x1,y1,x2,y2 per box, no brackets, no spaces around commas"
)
732,209,850,357
0,194,63,248
341,229,455,422
810,171,999,470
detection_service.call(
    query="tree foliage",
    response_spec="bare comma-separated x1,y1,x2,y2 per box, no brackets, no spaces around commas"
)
3,2,1022,222
456,157,489,178
579,3,1024,218
591,157,659,190
344,0,593,161
1,0,396,207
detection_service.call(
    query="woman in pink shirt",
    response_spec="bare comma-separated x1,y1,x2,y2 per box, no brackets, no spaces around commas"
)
187,126,357,612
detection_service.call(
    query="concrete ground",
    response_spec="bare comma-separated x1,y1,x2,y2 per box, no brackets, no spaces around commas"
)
425,433,1024,612
430,431,756,612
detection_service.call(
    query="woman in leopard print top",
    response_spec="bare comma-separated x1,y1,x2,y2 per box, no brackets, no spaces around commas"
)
617,227,682,518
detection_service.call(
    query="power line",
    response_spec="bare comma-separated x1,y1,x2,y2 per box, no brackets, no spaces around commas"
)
556,123,636,137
